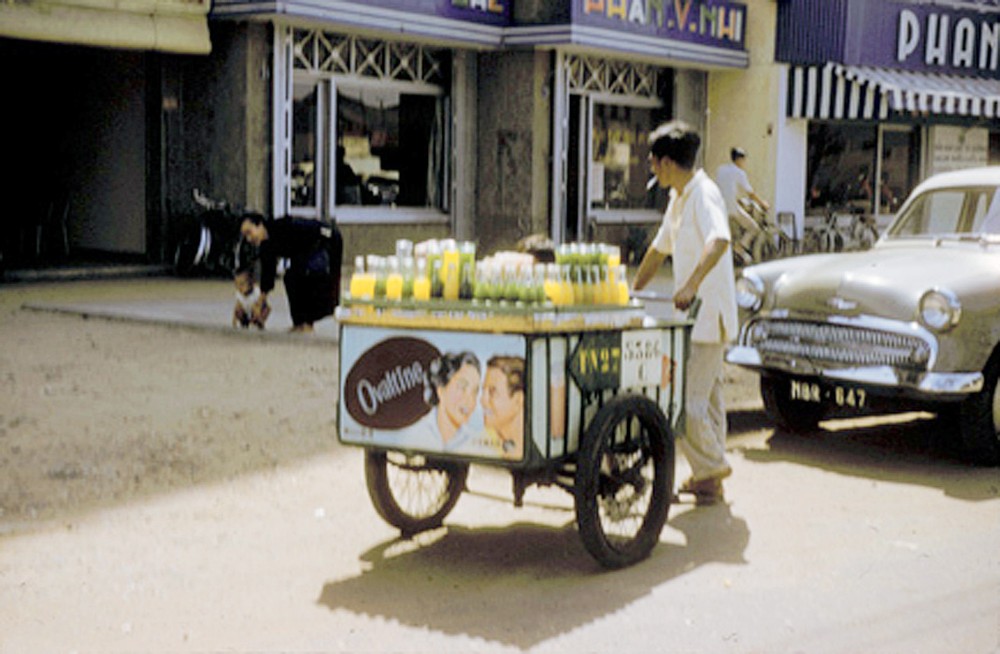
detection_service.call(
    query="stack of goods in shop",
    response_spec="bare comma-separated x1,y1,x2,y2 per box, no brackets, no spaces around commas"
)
347,239,632,308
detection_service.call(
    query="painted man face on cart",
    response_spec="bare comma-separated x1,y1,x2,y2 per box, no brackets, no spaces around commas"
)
482,366,524,440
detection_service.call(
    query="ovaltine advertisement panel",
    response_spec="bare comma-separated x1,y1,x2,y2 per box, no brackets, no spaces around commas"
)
339,325,528,461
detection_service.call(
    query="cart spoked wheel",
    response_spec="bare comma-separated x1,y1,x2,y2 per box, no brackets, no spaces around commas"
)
574,394,674,568
364,449,469,536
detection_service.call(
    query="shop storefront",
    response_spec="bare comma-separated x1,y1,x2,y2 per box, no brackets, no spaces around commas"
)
516,1,748,245
210,0,750,259
0,0,211,271
775,0,1000,237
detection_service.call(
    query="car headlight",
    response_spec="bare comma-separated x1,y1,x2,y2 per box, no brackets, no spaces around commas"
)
735,273,765,312
918,288,961,332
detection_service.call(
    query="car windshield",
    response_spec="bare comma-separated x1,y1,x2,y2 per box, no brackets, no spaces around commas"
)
886,185,1000,241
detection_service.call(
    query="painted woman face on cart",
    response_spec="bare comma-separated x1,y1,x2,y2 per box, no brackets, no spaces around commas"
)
436,363,481,438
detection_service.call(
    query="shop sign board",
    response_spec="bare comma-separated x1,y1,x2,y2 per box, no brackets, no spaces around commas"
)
574,0,746,51
928,126,990,175
332,0,511,25
849,0,999,77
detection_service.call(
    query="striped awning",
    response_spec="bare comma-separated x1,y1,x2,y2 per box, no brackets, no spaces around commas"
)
787,63,1000,121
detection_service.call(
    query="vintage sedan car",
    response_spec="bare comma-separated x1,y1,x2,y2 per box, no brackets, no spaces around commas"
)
726,166,1000,464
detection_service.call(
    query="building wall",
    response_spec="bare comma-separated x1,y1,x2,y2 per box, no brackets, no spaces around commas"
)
474,49,551,254
705,0,780,215
68,51,148,254
170,22,270,219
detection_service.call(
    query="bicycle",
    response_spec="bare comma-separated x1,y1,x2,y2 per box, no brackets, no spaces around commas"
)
802,205,879,254
731,198,794,266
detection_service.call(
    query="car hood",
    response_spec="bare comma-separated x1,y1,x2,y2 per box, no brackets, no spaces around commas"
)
758,242,999,321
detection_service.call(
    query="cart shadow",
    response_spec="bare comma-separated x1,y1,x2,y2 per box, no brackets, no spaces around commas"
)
739,410,1000,501
317,505,749,649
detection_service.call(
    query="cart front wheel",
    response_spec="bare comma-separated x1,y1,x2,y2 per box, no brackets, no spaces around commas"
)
364,450,468,536
574,394,674,568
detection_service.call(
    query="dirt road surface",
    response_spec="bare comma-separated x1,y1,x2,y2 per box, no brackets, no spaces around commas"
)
1,279,998,653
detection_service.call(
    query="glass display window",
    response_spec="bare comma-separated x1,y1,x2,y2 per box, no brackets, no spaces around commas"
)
281,29,451,223
336,84,446,210
807,123,919,218
590,103,664,212
559,54,674,242
291,81,322,211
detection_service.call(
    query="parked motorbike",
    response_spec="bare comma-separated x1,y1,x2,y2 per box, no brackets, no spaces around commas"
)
173,189,257,277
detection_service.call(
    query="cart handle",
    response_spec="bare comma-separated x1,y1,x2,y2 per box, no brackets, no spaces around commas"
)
631,291,702,321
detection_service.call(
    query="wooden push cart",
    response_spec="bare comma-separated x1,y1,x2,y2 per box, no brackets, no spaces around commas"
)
336,296,694,569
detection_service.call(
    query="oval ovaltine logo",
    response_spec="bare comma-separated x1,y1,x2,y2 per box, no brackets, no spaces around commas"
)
344,337,441,429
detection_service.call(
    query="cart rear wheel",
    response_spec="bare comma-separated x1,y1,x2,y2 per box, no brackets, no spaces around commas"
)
575,394,674,568
364,450,468,536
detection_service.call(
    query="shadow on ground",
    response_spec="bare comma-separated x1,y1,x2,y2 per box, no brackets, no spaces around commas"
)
733,407,999,502
318,504,749,649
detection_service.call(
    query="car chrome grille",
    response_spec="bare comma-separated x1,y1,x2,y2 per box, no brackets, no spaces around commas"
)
746,319,931,369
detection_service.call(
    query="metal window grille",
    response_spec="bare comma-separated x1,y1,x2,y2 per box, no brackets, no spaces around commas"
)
564,54,658,99
292,29,446,85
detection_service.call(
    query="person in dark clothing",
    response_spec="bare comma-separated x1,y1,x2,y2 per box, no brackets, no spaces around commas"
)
239,215,343,333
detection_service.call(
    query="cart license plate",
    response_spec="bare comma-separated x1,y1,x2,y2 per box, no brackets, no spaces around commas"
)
790,379,867,408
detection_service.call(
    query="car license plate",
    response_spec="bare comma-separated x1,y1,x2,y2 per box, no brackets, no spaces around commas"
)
789,379,867,408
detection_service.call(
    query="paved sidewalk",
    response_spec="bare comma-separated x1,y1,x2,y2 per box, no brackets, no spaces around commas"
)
6,265,677,343
11,276,340,343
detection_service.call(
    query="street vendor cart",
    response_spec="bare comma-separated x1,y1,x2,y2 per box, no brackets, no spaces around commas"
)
336,295,694,569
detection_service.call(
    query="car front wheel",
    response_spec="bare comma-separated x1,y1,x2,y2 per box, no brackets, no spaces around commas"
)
760,374,827,433
958,357,1000,466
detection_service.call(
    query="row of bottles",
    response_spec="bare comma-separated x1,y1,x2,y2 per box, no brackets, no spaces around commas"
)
349,239,631,307
555,242,621,270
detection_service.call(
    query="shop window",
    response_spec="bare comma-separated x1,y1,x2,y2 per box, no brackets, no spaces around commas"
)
336,85,445,209
561,55,673,238
291,82,321,210
879,127,919,214
807,123,918,216
590,104,664,212
283,29,451,221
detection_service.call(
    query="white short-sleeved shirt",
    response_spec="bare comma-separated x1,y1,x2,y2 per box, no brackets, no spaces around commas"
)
715,162,753,217
650,169,738,344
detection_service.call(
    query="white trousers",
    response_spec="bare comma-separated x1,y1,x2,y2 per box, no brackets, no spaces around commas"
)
679,342,730,480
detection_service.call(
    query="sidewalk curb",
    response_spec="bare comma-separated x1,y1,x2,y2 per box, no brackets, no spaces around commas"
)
21,303,340,346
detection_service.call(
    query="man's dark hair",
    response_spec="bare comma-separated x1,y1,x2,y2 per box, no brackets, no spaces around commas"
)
649,120,701,170
730,147,747,162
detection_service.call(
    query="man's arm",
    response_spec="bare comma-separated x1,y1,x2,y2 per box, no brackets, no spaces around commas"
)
632,246,667,292
673,237,728,310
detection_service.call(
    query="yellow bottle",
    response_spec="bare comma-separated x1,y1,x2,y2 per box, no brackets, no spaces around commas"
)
607,244,622,268
349,256,366,298
384,256,403,301
560,265,575,306
543,263,562,305
349,256,376,300
614,265,630,305
441,247,459,282
442,260,460,302
413,258,431,301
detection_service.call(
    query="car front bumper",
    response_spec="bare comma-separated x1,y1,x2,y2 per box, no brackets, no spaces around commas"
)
726,345,984,396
